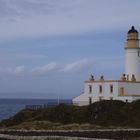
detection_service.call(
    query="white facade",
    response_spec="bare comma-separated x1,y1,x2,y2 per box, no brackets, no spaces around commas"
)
125,26,140,81
73,80,140,106
125,48,140,81
73,26,140,106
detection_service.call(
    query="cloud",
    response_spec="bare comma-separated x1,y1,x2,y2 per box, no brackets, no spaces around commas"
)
0,0,49,19
16,53,47,60
0,65,27,76
9,63,58,76
0,57,121,76
0,62,58,77
0,0,140,41
0,49,47,66
0,0,84,19
62,59,94,72
14,65,26,75
32,62,57,75
0,59,94,76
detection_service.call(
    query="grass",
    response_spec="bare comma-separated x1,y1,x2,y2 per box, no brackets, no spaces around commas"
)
1,100,140,129
7,121,102,130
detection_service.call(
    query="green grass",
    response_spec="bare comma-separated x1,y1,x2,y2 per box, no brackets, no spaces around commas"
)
1,100,140,129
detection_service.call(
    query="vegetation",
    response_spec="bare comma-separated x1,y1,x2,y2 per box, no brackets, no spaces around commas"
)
1,100,140,129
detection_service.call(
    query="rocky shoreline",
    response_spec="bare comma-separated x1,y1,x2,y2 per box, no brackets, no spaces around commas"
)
0,129,140,140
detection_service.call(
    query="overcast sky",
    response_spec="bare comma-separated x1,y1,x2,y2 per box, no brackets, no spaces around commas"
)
0,0,140,99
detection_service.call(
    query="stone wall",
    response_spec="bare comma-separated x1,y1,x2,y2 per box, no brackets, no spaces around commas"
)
1,129,140,140
0,134,108,140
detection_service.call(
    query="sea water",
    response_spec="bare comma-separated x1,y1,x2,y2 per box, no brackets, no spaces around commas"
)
0,99,72,120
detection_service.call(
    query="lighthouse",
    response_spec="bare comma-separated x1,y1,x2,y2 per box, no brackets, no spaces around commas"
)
73,26,140,106
125,26,140,81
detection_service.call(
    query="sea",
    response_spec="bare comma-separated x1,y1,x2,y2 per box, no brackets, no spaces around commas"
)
0,99,72,121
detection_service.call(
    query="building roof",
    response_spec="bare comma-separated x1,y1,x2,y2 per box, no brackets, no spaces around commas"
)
128,26,138,34
85,80,140,83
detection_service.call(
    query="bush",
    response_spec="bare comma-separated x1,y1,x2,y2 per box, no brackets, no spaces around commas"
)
2,100,140,128
86,100,126,126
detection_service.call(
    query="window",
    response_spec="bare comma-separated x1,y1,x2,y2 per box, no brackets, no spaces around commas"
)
89,85,92,93
119,87,124,96
138,51,140,57
99,85,102,93
89,97,92,105
99,96,102,101
110,85,113,93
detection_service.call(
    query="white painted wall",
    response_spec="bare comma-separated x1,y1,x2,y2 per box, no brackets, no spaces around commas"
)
73,81,140,106
118,82,140,95
73,82,119,106
125,48,140,81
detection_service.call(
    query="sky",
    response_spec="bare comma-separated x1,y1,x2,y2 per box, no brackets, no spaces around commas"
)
0,0,140,99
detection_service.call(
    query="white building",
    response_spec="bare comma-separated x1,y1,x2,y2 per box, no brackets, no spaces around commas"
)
73,26,140,106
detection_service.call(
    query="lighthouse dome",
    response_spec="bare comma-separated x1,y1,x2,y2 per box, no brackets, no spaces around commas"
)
128,26,138,34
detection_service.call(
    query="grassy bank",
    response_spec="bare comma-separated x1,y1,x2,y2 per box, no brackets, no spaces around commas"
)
1,100,140,129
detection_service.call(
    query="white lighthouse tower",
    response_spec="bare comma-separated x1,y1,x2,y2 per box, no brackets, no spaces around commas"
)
125,26,140,81
73,26,140,106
